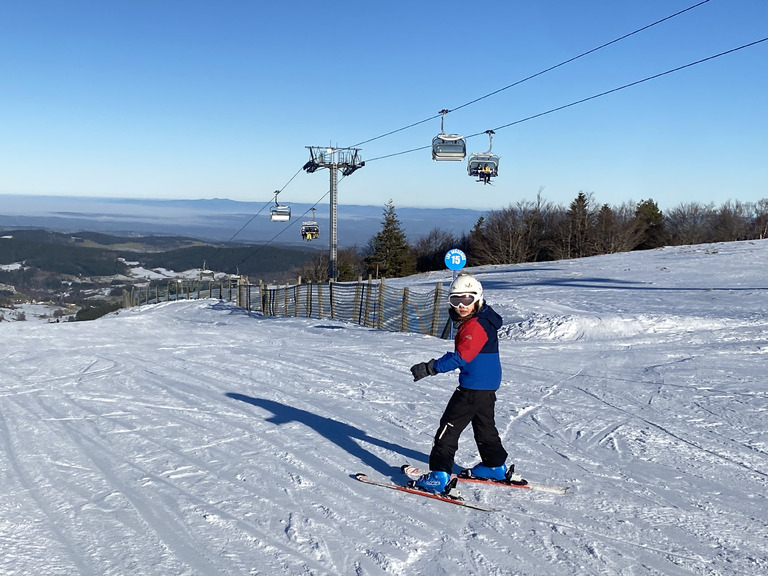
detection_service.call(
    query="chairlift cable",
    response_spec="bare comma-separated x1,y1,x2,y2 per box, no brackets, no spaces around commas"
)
221,2,753,266
192,168,304,271
449,0,714,115
348,0,713,148
218,167,303,247
364,36,768,162
236,180,344,269
486,36,768,134
220,1,716,247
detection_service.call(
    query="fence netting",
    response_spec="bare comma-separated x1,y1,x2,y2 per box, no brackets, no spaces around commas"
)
126,278,451,338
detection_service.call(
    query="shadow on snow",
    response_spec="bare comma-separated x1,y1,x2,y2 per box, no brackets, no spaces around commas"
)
225,393,428,481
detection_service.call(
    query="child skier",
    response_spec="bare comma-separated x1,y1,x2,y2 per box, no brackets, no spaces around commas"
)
409,273,517,495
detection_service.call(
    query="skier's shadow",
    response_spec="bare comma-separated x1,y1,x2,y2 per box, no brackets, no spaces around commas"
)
225,393,428,480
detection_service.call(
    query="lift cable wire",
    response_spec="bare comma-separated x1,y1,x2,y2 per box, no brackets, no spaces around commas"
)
228,3,761,271
219,166,304,249
230,35,767,270
235,178,344,271
225,1,712,253
349,0,713,148
199,167,305,271
364,36,768,163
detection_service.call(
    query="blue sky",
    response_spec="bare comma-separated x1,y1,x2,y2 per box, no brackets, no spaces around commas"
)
1,0,766,212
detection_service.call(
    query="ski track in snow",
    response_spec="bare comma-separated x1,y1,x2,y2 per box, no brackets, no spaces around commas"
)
1,240,768,575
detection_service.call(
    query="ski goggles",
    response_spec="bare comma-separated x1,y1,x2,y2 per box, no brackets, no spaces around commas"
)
449,293,479,307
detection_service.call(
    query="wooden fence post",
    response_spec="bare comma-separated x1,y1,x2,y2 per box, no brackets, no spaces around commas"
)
363,277,373,327
329,279,335,319
376,278,386,330
400,287,410,332
353,277,362,325
430,282,443,336
294,277,301,316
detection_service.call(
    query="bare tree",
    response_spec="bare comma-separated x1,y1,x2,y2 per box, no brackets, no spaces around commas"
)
711,200,751,242
752,198,768,239
472,200,551,265
666,202,714,245
294,250,329,282
412,228,461,272
296,247,364,282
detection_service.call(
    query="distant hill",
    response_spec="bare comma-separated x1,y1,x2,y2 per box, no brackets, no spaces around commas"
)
0,229,315,278
0,195,484,247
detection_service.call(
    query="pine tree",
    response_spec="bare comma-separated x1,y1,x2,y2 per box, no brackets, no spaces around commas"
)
567,191,595,258
633,199,667,250
363,200,416,278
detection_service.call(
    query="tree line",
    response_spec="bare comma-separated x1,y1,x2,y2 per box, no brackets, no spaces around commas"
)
296,192,768,282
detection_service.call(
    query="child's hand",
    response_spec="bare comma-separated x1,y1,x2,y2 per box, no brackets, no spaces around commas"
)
410,359,436,381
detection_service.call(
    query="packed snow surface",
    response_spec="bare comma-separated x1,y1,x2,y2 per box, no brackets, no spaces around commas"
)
1,241,767,576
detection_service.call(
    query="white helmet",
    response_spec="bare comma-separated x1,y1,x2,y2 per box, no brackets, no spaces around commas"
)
449,274,484,308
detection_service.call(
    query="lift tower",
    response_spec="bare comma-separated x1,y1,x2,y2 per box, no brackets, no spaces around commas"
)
302,146,364,280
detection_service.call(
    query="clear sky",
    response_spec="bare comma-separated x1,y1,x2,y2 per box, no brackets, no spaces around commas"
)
1,0,766,212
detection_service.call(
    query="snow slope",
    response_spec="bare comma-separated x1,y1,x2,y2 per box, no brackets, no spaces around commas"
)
1,241,767,576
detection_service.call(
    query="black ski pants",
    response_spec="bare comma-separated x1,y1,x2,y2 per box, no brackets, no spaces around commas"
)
428,387,508,473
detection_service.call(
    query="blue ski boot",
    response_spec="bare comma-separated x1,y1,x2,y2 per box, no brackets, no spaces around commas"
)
468,463,508,481
413,470,451,494
463,462,527,484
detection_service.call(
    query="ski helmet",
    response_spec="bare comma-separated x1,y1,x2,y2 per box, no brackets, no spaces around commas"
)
449,274,483,308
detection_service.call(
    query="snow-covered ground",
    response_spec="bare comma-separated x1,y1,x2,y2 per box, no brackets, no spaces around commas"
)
1,240,767,576
0,303,76,323
0,264,218,324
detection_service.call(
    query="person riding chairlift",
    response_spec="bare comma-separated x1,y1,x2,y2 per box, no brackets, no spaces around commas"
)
480,164,492,184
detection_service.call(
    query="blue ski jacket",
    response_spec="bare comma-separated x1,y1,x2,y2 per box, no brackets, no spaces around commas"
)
432,304,503,390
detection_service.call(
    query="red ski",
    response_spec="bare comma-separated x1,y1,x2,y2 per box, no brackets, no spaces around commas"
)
354,473,498,512
402,465,569,495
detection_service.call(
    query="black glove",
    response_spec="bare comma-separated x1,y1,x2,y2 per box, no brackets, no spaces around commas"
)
410,359,437,382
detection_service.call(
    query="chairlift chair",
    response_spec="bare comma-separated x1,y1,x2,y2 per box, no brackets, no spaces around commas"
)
467,130,500,184
432,134,467,161
468,154,500,180
300,222,320,241
270,191,291,222
270,205,291,222
199,260,215,281
432,109,466,161
300,207,319,241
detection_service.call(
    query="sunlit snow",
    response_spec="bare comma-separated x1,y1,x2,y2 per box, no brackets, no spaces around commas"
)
1,241,767,575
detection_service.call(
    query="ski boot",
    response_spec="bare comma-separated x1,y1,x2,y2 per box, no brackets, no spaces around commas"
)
410,471,462,499
462,463,528,485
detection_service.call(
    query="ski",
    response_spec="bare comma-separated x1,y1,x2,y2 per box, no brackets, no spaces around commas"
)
354,473,498,512
402,465,569,495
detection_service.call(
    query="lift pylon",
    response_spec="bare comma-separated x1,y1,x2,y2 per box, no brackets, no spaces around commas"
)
302,146,364,280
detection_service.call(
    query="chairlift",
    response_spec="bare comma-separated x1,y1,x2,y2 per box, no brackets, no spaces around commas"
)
270,190,291,222
270,205,291,222
432,109,466,161
300,222,320,241
199,260,214,281
300,208,320,241
467,130,500,184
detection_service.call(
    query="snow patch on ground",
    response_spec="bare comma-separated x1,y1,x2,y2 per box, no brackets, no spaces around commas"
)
502,312,735,341
1,239,767,575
